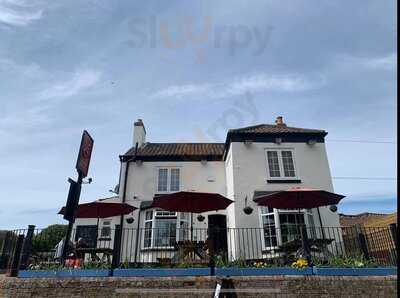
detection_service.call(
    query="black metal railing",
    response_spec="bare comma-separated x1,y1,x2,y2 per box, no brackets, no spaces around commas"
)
1,225,397,272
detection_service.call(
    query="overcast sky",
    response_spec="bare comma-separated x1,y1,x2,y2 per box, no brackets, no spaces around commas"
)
0,1,397,229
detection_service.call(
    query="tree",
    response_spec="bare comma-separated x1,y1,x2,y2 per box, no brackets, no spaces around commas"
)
32,224,67,252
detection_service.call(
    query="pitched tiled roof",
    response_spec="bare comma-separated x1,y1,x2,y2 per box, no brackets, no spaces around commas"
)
121,123,327,161
123,143,225,161
229,124,326,134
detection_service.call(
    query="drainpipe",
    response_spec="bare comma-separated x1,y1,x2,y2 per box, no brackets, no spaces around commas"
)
133,208,141,264
117,142,138,264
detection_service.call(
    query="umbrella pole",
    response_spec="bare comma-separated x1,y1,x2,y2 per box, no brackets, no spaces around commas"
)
191,213,193,242
316,207,326,240
96,217,99,240
298,208,311,265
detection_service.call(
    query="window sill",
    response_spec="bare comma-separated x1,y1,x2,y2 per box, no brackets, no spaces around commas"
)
140,247,177,252
261,249,285,254
98,237,111,241
267,179,301,184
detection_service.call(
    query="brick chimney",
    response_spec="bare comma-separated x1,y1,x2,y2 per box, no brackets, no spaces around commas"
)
133,119,146,147
275,116,286,126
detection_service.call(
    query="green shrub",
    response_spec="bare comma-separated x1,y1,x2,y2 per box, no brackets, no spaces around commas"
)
318,255,378,268
32,225,68,253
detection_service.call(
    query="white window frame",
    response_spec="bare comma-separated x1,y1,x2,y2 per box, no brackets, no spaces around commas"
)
264,148,299,180
259,207,315,251
258,207,279,250
142,209,189,249
156,167,181,193
100,219,111,238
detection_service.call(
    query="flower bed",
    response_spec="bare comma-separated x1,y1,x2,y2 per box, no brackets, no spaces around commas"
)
18,266,396,278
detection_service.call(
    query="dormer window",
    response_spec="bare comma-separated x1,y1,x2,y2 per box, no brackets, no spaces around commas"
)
157,168,180,192
265,149,297,179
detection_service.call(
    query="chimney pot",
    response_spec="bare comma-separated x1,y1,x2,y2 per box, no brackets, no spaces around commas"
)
275,116,286,126
133,118,146,147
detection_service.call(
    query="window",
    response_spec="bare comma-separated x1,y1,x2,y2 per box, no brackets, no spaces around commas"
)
157,168,181,192
281,151,295,177
170,169,180,191
260,207,278,248
305,209,316,239
178,212,190,241
265,149,297,178
143,210,189,248
100,220,111,238
259,207,316,250
75,225,97,248
144,211,153,248
158,169,168,192
153,211,177,248
279,213,304,243
267,151,280,177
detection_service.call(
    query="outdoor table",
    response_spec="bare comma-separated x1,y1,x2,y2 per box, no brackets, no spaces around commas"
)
173,240,208,263
75,247,113,263
277,238,335,264
278,238,334,253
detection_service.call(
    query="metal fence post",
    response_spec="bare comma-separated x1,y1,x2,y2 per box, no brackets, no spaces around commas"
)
357,232,370,260
388,223,397,265
112,226,122,269
207,236,215,276
7,234,24,277
300,225,312,265
20,225,35,270
388,224,397,249
0,232,13,269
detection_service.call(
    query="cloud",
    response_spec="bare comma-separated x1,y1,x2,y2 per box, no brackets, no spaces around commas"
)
18,207,59,215
342,193,396,203
38,69,102,101
363,53,397,70
0,0,43,26
151,73,322,100
0,58,43,77
336,53,397,71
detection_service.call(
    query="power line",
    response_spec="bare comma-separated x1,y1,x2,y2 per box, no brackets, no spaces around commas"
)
327,139,396,144
332,177,397,181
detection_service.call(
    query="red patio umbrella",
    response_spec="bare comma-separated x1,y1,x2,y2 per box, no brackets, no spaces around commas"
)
58,202,137,219
152,191,234,213
58,202,137,240
254,187,345,264
152,191,234,240
253,187,345,209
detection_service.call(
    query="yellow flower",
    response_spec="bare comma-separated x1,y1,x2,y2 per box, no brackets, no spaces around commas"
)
291,258,308,269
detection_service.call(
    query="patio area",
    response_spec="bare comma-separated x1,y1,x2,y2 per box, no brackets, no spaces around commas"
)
1,224,397,273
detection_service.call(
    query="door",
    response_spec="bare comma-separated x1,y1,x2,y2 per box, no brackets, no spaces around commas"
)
208,215,228,256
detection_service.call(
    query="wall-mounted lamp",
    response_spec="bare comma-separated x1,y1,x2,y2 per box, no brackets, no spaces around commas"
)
307,139,317,146
244,140,253,146
275,138,282,145
201,159,207,165
126,217,134,224
135,160,143,166
82,178,93,184
197,214,205,222
243,196,253,215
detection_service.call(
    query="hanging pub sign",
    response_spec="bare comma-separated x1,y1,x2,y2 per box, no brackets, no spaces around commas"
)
75,130,94,178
